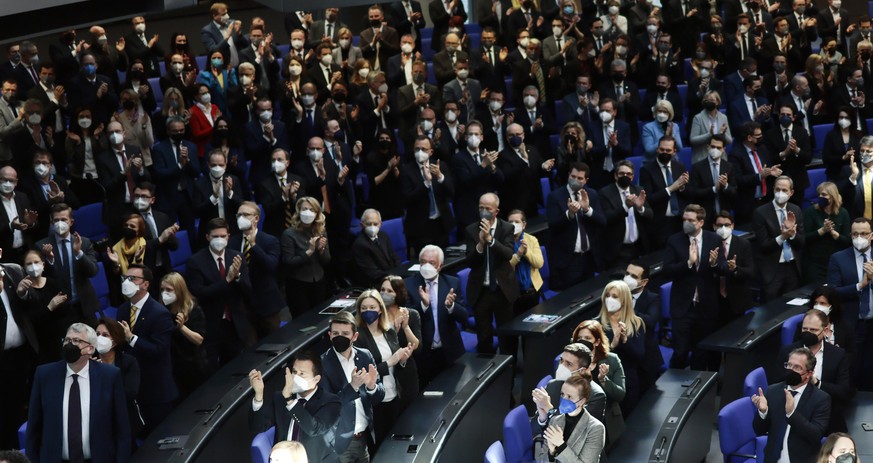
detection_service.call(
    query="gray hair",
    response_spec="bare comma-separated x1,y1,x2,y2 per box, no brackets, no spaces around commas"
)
610,59,627,71
360,208,382,223
67,322,97,347
165,115,186,129
522,85,539,97
774,175,794,189
860,135,873,148
419,245,444,265
238,62,255,74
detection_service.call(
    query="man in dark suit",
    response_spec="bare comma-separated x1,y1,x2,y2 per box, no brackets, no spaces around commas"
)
0,257,37,450
723,58,759,111
390,0,426,51
200,3,249,68
827,217,873,390
360,5,400,72
624,259,667,392
404,244,469,385
764,104,812,205
193,150,243,241
307,44,345,105
664,204,725,370
712,210,756,323
752,175,805,301
249,351,341,463
308,8,346,49
230,201,285,337
19,149,79,239
150,117,199,240
66,52,118,127
640,33,686,89
818,1,849,53
354,72,392,143
729,122,781,224
587,98,632,190
505,1,547,44
0,44,21,83
510,40,559,106
662,0,708,58
827,67,870,133
760,55,792,106
255,148,304,238
26,323,131,463
13,42,41,94
429,0,467,53
397,60,442,141
513,86,556,161
116,264,177,435
465,193,520,355
133,183,179,284
97,121,150,239
777,310,854,434
688,135,738,224
450,121,504,229
848,16,873,60
640,136,690,249
470,27,508,94
433,33,470,88
727,75,771,136
243,99,290,187
597,61,641,143
386,34,419,89
751,347,831,463
546,162,606,289
598,160,653,267
0,167,37,264
641,74,685,123
496,123,550,218
185,217,255,368
760,17,807,75
352,209,402,286
122,16,163,77
401,137,456,253
320,311,385,462
237,29,280,97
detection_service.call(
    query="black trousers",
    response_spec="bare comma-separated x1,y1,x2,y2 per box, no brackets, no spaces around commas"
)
761,262,800,302
285,278,327,318
670,306,719,371
473,289,514,355
415,347,448,388
0,344,34,450
550,252,595,291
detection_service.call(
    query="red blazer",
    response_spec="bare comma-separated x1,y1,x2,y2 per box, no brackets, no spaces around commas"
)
188,103,221,159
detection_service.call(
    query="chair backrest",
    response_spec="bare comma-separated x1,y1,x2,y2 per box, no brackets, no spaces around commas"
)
72,203,108,241
381,217,407,262
718,398,758,463
812,125,830,158
90,262,110,310
169,230,192,273
503,405,534,463
781,313,804,346
804,168,825,204
485,440,507,463
659,282,672,320
743,367,767,398
149,77,163,105
455,267,471,304
540,178,552,209
250,426,275,463
18,421,26,450
536,374,553,389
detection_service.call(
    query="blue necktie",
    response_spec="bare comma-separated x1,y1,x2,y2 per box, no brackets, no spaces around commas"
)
664,163,679,213
425,167,438,219
778,209,794,262
862,253,872,319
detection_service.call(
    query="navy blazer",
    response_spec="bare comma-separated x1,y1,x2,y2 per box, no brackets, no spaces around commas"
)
404,272,468,363
598,183,654,258
117,295,178,405
727,95,770,136
229,231,284,317
688,157,737,223
185,248,256,346
546,185,606,271
350,230,402,286
319,346,385,454
587,119,632,188
27,360,131,463
35,234,100,320
151,139,201,215
200,21,250,66
729,143,776,221
753,381,831,463
639,158,689,220
449,148,505,228
243,118,291,187
250,387,341,463
827,246,865,328
663,230,725,319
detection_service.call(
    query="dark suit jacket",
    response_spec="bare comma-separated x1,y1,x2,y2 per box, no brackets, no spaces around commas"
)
433,50,470,87
140,208,179,274
496,146,545,217
66,73,118,126
243,119,291,187
0,191,36,254
123,32,164,77
200,22,250,64
360,26,400,71
399,160,455,241
546,185,606,271
0,263,38,351
255,172,305,238
250,387,341,463
117,295,178,405
513,103,556,161
185,248,255,346
35,234,100,321
752,201,805,277
753,381,831,463
390,1,426,49
96,144,150,226
777,341,853,433
721,235,756,315
763,123,813,201
306,62,345,104
639,158,690,222
470,45,509,94
729,143,775,222
150,139,201,216
598,183,654,258
464,218,520,305
450,148,505,227
827,247,865,329
664,230,725,319
586,119,632,189
396,82,442,138
428,0,467,51
229,231,284,317
319,346,385,453
20,174,79,238
727,94,770,136
26,360,131,463
688,158,737,222
404,272,469,362
192,173,244,236
351,230,402,286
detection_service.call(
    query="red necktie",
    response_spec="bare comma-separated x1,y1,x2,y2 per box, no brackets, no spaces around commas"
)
217,257,230,319
751,149,767,196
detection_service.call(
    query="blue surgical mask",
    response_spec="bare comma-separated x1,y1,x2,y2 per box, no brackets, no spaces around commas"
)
361,310,380,325
563,6,575,14
83,64,96,75
558,397,579,414
211,58,224,68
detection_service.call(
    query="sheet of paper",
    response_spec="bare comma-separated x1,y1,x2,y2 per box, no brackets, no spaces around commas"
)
786,298,809,306
408,264,421,272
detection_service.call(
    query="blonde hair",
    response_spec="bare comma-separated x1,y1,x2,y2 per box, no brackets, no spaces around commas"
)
291,196,326,235
210,3,228,14
816,181,842,216
598,280,645,338
654,100,675,120
355,289,392,332
270,440,308,463
161,272,196,318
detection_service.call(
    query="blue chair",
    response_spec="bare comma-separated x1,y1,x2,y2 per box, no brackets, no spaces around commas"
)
805,168,825,204
422,39,434,61
456,267,471,305
149,77,163,106
554,100,565,126
426,62,437,85
117,70,126,84
718,398,759,463
381,217,408,263
73,203,108,241
684,58,693,82
277,44,290,57
812,124,830,158
251,426,275,463
195,55,207,71
18,421,26,450
743,367,767,398
540,178,552,214
659,282,672,338
503,405,534,463
781,313,804,346
485,440,507,463
536,374,553,389
90,262,111,311
539,245,558,300
677,146,692,168
627,155,644,182
549,134,560,152
676,84,688,116
169,230,192,273
638,88,647,103
421,27,433,40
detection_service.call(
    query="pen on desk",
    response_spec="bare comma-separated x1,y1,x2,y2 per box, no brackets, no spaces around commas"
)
736,330,755,346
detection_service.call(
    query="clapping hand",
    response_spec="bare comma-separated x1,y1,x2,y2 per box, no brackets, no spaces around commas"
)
751,387,768,413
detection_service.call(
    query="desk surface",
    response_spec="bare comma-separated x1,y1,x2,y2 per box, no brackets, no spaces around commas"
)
845,391,873,457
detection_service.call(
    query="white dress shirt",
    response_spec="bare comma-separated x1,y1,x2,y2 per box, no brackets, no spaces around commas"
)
1,194,23,248
1,285,23,349
334,349,372,433
63,362,91,460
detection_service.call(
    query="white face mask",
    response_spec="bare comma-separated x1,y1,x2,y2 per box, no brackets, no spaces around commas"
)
445,110,458,123
291,39,304,50
121,279,139,298
832,0,841,7
738,24,749,34
512,222,523,235
300,94,315,106
34,164,50,177
608,5,619,14
716,225,732,240
133,197,150,212
519,38,530,48
95,335,113,355
135,23,146,33
339,39,350,49
210,237,228,253
200,93,212,105
54,220,70,236
838,118,851,129
109,132,124,145
616,45,627,55
97,35,108,45
622,275,638,292
0,181,15,195
599,111,613,123
290,374,311,394
161,291,177,306
289,65,303,76
467,135,481,149
853,236,870,252
523,95,537,108
240,75,252,86
555,363,581,382
419,262,438,280
421,120,434,132
812,304,832,316
415,149,430,164
401,43,414,54
655,112,669,123
553,27,564,37
489,100,503,112
78,118,92,129
647,24,658,34
365,225,380,238
171,63,184,74
272,160,287,174
237,216,253,231
299,209,316,224
774,191,789,205
210,166,225,179
358,68,370,78
259,110,273,123
308,149,323,163
605,296,622,313
378,83,389,94
708,148,722,160
321,54,333,66
25,263,44,278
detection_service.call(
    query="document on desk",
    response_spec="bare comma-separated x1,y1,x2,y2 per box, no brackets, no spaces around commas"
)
523,314,562,324
408,264,421,272
786,298,809,306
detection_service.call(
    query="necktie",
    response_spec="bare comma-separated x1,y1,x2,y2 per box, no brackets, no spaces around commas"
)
534,63,546,98
62,239,76,300
664,164,679,213
129,305,138,329
488,48,494,65
596,38,602,51
751,96,758,116
784,129,790,144
289,398,308,440
741,34,748,60
28,66,38,85
692,237,699,302
486,237,497,290
615,85,623,98
525,11,532,23
865,169,873,219
575,191,590,252
68,374,84,463
119,150,135,201
243,238,252,266
751,149,767,196
139,33,148,46
281,178,295,228
424,167,438,219
327,23,333,39
862,253,872,319
778,209,794,261
305,109,314,133
429,280,441,346
623,191,637,243
711,162,721,211
720,242,728,297
217,257,231,319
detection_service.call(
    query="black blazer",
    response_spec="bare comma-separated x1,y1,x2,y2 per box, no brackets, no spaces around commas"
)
150,139,201,216
192,173,244,237
545,185,606,271
350,231,402,287
404,272,468,362
19,174,80,238
428,0,467,51
450,148,505,228
687,157,737,224
250,387,341,463
751,201,805,277
496,146,545,218
255,172,306,238
0,191,36,255
753,381,831,463
464,218,520,306
721,235,756,315
139,208,179,279
389,1,426,50
229,231,284,317
123,32,164,77
35,234,100,322
399,160,456,241
96,144,150,226
66,73,119,126
663,230,725,319
117,295,178,405
598,183,654,258
729,143,775,222
0,263,38,351
763,123,812,201
243,119,291,187
639,158,690,221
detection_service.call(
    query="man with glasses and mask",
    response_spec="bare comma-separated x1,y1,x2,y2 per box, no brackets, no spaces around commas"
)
752,347,831,463
26,323,130,462
532,343,607,431
777,310,853,433
117,263,177,435
729,121,781,224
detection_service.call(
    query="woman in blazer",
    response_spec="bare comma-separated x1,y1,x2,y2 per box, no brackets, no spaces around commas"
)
280,196,331,316
195,50,237,116
689,90,732,163
572,319,626,446
802,181,850,283
66,107,108,205
821,106,864,181
535,372,606,463
160,272,208,399
353,289,413,448
96,317,143,441
114,89,155,167
508,210,544,315
331,27,363,76
379,275,421,411
189,83,222,160
641,100,683,160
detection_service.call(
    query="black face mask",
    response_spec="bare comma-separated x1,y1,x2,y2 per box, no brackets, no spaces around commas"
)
611,73,624,84
128,70,144,81
122,100,136,111
332,92,347,103
616,176,632,189
784,369,803,387
378,139,391,151
657,151,672,164
370,19,382,28
62,342,83,364
577,339,594,352
170,133,185,143
656,85,668,94
564,134,577,145
835,454,857,463
799,331,819,348
214,128,228,139
122,228,138,240
703,101,717,111
331,335,352,352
